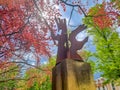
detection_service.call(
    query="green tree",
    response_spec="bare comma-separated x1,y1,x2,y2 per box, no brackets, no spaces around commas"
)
0,63,20,90
29,76,51,90
17,57,56,90
83,2,120,84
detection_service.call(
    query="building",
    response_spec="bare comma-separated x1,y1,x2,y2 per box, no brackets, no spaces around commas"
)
95,77,120,90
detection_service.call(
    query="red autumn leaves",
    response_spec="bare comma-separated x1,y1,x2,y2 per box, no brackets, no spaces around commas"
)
93,5,112,29
0,0,51,61
92,3,120,29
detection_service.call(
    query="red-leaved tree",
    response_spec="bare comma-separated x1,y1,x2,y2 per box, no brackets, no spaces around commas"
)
0,0,60,66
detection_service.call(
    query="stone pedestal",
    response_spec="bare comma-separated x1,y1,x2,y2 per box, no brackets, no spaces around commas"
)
52,59,96,90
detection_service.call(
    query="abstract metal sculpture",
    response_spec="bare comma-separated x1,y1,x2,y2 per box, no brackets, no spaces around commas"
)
51,18,88,64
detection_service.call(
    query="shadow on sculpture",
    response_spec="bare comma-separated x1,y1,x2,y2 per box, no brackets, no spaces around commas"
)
51,18,88,64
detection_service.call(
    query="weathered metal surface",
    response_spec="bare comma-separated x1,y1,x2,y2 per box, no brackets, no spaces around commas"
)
51,18,88,64
51,18,68,64
69,25,88,60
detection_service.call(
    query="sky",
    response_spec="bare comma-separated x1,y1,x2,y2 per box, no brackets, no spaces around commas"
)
23,0,106,79
28,0,106,79
59,0,105,79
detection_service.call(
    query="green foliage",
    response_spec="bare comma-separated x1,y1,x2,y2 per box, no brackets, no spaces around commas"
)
88,4,102,16
45,56,56,67
0,57,55,90
16,57,56,90
0,63,20,90
0,81,16,90
39,77,51,90
84,7,120,84
29,77,51,90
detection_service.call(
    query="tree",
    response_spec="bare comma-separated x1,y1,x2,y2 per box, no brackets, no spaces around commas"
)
0,63,20,90
58,1,120,84
16,57,56,90
0,0,109,67
83,1,120,84
1,0,120,88
0,57,55,90
0,0,59,89
0,0,61,63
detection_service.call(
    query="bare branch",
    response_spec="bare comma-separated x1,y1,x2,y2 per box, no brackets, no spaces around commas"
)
59,0,87,17
68,7,74,26
3,61,51,72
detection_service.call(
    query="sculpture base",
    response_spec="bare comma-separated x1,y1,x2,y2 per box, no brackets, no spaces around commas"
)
52,59,96,90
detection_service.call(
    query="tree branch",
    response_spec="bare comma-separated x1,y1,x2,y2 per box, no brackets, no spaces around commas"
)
0,65,21,75
60,0,87,17
0,15,31,37
33,0,57,45
0,76,37,83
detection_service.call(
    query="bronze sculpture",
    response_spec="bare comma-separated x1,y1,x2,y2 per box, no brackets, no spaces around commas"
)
51,18,88,64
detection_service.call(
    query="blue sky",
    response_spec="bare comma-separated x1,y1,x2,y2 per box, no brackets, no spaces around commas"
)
25,0,109,79
59,0,105,79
